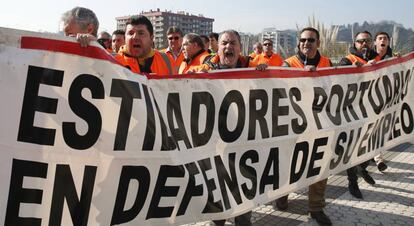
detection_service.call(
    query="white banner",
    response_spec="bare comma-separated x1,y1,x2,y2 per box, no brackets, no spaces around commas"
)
1,27,414,225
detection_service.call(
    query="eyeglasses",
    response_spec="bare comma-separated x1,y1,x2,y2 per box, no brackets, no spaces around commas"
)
98,38,110,42
263,43,273,46
168,36,180,40
355,38,372,44
299,38,316,43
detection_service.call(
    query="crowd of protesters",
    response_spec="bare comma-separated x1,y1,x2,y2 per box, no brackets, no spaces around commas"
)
59,6,408,226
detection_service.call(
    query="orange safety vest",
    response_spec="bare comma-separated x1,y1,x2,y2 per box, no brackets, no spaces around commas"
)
178,50,210,74
249,52,257,59
250,53,283,67
165,50,184,74
115,50,173,75
345,54,382,65
285,55,332,68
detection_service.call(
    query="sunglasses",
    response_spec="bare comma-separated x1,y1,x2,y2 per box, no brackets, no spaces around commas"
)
168,36,180,41
299,38,316,43
355,38,372,44
263,43,273,46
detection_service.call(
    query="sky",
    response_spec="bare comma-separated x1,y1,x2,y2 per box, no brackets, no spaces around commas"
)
1,0,413,34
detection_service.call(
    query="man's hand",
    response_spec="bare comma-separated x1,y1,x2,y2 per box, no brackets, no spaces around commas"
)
255,64,268,71
304,65,316,71
353,61,364,67
367,59,377,65
187,68,209,73
76,33,97,47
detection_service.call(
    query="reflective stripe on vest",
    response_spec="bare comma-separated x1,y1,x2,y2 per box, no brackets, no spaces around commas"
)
159,52,173,75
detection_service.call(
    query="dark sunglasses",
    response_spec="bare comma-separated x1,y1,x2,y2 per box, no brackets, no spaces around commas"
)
263,43,273,46
355,38,372,44
168,36,180,40
299,38,316,43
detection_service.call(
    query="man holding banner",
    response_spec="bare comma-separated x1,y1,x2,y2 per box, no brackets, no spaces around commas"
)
61,7,99,46
339,31,380,199
200,29,253,226
275,27,333,226
114,15,173,75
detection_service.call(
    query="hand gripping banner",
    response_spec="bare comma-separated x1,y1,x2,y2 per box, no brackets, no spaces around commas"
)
0,27,414,225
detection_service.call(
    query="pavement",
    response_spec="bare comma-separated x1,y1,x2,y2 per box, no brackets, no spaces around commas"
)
183,142,414,226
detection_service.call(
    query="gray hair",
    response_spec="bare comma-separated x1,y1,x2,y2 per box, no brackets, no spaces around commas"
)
62,7,99,36
219,30,241,45
183,33,205,50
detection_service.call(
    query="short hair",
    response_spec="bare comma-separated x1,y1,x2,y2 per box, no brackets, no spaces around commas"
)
62,7,99,36
112,29,125,36
209,32,219,41
300,27,320,40
184,33,205,50
200,35,210,43
219,30,241,45
253,42,262,48
375,31,390,40
98,31,110,38
126,15,153,36
355,30,372,39
262,38,273,44
167,26,184,37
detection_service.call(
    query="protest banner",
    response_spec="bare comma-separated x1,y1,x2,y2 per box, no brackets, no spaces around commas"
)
1,27,413,225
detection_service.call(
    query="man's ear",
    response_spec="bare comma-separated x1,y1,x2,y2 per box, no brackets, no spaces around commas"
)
87,24,94,35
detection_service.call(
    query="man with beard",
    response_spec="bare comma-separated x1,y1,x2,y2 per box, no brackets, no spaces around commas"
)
114,16,173,75
339,31,381,199
275,27,332,226
339,31,381,66
178,33,210,74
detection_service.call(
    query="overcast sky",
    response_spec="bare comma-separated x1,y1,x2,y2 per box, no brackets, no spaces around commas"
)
1,0,413,34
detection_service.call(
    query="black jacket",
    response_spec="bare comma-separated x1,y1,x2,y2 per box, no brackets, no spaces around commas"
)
339,46,378,66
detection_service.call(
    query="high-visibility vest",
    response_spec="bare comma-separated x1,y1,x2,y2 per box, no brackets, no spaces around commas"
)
250,53,283,67
165,50,184,74
249,52,257,59
285,55,332,68
178,50,210,74
345,54,382,65
115,50,173,75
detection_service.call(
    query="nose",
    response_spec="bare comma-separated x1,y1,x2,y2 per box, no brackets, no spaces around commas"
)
131,32,138,39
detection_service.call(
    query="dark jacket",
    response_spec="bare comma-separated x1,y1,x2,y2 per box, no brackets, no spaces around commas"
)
203,55,251,69
374,46,393,60
339,46,379,66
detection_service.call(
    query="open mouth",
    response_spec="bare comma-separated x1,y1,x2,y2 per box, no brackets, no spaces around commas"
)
381,44,386,47
224,52,234,58
133,44,141,48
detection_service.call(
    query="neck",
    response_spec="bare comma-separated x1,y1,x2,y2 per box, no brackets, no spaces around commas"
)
377,49,387,58
172,48,181,55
